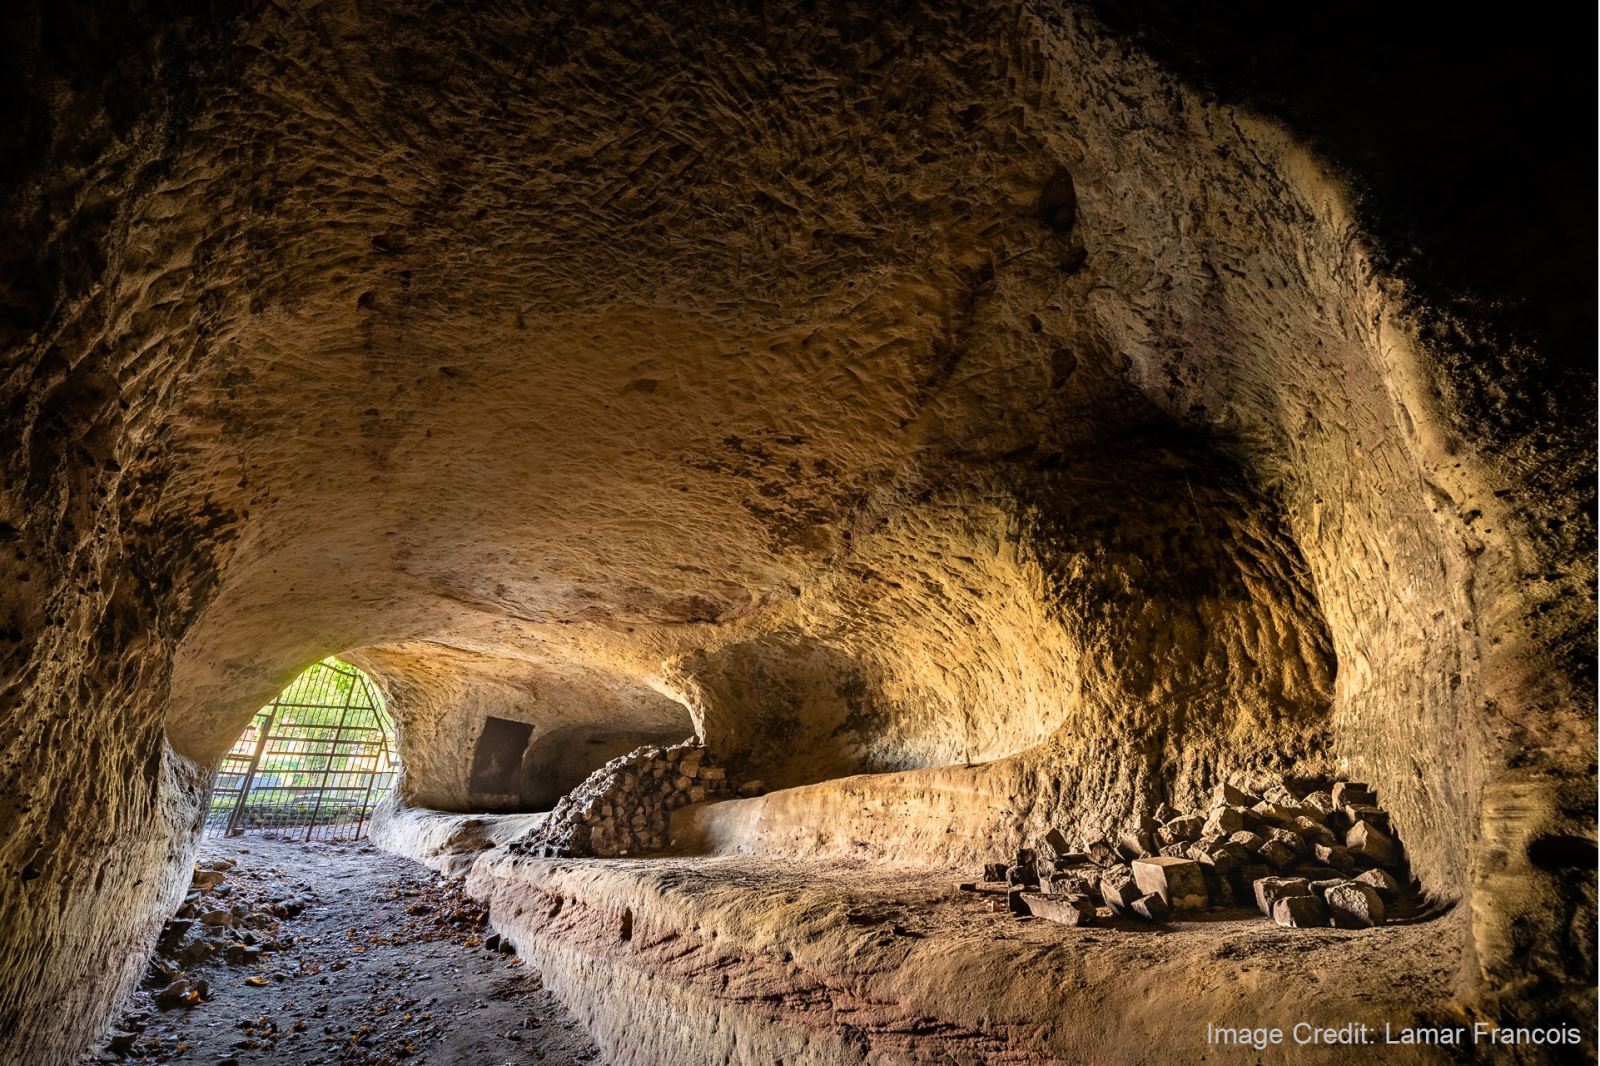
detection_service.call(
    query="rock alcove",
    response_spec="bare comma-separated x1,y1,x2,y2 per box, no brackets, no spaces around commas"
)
0,2,1592,1064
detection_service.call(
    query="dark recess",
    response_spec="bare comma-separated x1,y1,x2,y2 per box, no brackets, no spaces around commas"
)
469,716,534,795
1087,0,1594,377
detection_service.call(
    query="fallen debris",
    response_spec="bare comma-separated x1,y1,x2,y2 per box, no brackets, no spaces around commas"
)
969,779,1415,930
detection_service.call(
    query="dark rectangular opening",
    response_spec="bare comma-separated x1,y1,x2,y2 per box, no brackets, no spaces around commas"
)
469,716,534,795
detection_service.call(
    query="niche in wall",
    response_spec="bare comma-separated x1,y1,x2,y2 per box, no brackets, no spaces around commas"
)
468,716,535,797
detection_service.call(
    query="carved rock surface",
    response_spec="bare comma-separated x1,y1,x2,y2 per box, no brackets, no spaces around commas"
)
0,1,1590,1063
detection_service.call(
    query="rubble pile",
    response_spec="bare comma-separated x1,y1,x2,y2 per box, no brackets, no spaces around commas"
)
141,858,307,1011
965,780,1411,930
512,739,761,858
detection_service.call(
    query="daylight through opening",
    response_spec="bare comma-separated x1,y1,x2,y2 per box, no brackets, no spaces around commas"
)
203,658,399,842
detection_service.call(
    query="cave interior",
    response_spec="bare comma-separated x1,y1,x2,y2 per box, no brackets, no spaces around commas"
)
0,1,1593,1064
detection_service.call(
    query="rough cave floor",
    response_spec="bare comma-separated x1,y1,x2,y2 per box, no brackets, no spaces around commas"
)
84,838,598,1066
368,809,1475,1066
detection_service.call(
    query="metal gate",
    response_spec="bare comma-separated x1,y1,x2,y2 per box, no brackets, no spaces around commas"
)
204,658,399,841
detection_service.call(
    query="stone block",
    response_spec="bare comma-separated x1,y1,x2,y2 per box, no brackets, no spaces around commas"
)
1346,821,1402,869
1158,843,1190,858
1131,892,1170,922
1250,801,1298,825
1291,864,1345,882
1213,782,1256,807
1262,784,1298,806
1355,868,1401,900
1331,782,1375,808
1268,801,1317,825
1204,806,1247,836
1266,827,1308,857
1131,857,1209,911
1191,840,1250,874
1085,839,1119,866
1344,805,1390,832
1253,876,1312,916
1152,802,1178,823
1258,840,1296,868
1313,843,1355,871
1272,894,1330,928
1006,864,1038,888
1041,873,1094,897
1100,870,1139,909
1117,831,1155,859
1292,817,1337,848
1100,874,1143,915
1157,815,1204,845
1301,791,1336,816
1043,828,1073,858
1229,830,1267,853
1324,881,1386,928
1023,893,1096,926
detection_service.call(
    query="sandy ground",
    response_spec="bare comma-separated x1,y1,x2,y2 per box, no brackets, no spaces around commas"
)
80,836,599,1066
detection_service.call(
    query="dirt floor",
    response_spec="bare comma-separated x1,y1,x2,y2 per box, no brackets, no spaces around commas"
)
80,836,599,1066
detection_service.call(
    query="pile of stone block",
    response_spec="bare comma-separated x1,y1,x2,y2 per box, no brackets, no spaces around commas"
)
965,780,1408,930
512,739,760,859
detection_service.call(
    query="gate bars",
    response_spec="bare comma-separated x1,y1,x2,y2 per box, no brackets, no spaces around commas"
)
203,658,399,842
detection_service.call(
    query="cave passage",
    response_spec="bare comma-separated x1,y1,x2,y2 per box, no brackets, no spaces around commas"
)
98,836,601,1063
0,2,1591,1065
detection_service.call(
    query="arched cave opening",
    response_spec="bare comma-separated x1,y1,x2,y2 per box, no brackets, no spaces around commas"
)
204,658,399,842
0,3,1591,1064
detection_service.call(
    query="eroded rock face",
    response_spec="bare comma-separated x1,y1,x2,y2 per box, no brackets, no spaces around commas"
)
0,1,1591,1062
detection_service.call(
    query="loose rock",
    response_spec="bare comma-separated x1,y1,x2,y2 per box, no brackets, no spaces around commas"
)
1272,895,1330,928
1131,857,1208,912
1023,894,1096,926
1346,820,1403,869
1253,876,1312,917
1354,868,1402,900
1324,881,1386,928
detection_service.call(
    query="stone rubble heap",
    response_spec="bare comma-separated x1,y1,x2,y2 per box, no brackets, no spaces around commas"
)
124,857,307,1028
512,739,761,859
965,780,1409,930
